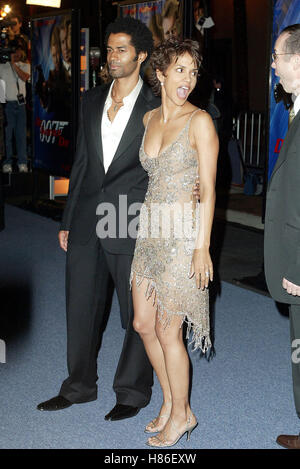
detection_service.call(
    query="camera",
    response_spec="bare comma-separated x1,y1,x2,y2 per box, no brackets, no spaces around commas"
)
0,18,17,64
17,93,25,105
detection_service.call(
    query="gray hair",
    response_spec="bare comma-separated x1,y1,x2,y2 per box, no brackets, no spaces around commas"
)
281,24,300,55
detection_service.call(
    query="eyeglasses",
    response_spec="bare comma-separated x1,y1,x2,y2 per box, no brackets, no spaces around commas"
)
272,52,295,61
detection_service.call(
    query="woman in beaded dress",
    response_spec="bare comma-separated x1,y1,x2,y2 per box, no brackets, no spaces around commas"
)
130,38,218,447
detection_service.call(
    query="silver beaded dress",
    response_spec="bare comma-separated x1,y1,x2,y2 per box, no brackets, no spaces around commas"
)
130,109,211,352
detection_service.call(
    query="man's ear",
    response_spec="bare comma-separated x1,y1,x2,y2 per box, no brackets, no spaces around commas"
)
292,54,300,68
138,51,147,65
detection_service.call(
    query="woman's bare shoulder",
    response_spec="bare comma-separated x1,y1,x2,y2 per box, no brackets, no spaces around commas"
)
189,107,217,148
143,107,160,126
190,107,214,128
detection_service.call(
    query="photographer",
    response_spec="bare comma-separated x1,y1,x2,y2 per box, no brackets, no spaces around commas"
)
0,40,30,173
7,14,29,52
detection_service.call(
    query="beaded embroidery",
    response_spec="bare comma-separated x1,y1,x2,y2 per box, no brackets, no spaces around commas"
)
130,109,211,353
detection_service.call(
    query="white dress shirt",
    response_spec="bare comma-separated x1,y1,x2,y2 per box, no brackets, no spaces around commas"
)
101,76,143,173
0,79,5,103
0,62,30,101
63,60,71,76
293,94,300,117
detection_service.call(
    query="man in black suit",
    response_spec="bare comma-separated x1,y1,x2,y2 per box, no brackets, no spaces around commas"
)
37,17,159,421
264,24,300,449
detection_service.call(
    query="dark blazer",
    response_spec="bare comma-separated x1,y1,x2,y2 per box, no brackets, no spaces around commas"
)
264,109,300,304
61,82,160,255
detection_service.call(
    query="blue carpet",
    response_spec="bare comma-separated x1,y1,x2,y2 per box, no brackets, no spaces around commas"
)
0,205,299,449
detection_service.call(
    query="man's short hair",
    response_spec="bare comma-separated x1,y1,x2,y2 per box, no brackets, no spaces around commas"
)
105,17,154,66
61,15,71,33
281,24,300,55
8,14,22,24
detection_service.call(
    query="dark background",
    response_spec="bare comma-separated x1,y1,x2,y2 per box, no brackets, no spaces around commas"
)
10,0,272,116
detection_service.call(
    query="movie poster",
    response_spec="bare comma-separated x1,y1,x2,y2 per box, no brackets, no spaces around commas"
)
119,0,183,45
31,12,73,176
268,0,300,179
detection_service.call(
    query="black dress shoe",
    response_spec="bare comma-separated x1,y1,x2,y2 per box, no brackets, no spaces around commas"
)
37,395,73,411
105,404,140,421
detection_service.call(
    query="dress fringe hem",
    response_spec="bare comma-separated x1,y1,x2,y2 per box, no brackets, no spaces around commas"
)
130,270,212,356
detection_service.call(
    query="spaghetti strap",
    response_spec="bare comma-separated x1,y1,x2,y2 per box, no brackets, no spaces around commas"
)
145,109,157,131
142,108,157,147
186,108,204,129
185,108,206,145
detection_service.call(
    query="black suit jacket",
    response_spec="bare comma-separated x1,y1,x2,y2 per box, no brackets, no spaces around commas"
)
61,82,160,255
264,109,300,304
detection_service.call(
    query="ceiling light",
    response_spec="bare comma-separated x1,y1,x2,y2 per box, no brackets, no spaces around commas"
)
26,1,61,7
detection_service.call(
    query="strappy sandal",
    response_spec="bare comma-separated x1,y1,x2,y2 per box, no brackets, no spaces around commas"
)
145,413,170,434
146,414,198,448
144,402,172,433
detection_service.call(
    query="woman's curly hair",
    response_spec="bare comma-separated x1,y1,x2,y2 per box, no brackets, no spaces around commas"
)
149,38,202,96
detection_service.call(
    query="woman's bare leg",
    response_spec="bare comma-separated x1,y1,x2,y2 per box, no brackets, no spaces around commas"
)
148,314,197,445
132,276,172,427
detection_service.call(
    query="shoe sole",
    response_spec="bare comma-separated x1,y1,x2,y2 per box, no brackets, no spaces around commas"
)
106,409,141,421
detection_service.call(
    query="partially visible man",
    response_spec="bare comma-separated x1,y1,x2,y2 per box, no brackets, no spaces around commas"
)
192,0,205,41
7,14,30,54
0,78,5,162
59,16,71,77
37,25,71,119
264,24,300,449
8,14,24,40
161,0,180,40
0,78,5,231
0,41,30,173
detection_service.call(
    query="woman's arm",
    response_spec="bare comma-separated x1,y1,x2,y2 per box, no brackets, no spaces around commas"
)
189,110,219,289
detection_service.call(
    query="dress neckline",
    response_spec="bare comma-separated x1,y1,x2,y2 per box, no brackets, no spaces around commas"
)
142,109,199,160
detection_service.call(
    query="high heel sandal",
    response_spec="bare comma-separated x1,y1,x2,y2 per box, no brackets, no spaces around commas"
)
146,414,198,448
145,414,170,434
144,403,172,434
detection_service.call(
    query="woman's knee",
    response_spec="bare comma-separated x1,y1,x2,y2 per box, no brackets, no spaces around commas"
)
133,316,154,336
155,319,182,347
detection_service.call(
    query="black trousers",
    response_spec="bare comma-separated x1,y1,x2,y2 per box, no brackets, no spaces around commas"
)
59,233,153,407
290,304,300,419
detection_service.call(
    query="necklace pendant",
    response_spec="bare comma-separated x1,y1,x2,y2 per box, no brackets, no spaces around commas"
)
113,104,118,112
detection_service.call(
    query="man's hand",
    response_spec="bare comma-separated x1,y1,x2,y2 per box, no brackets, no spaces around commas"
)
282,277,300,296
192,176,201,202
58,230,69,252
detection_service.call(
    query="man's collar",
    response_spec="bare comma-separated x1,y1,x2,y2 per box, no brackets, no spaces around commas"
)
293,94,300,116
106,76,143,106
63,59,71,72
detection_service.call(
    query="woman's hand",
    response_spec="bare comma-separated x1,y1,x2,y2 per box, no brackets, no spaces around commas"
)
189,248,213,289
